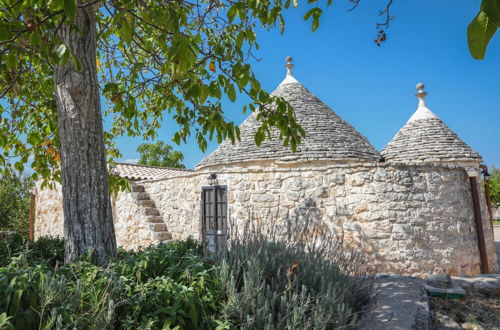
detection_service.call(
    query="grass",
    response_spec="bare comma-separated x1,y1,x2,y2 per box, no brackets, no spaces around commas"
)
493,220,500,226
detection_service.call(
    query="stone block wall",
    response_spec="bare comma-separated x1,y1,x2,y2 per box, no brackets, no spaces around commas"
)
34,182,64,239
34,184,157,250
33,161,498,276
140,161,498,276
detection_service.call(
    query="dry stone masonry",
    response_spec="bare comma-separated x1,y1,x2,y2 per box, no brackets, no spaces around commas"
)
34,58,498,277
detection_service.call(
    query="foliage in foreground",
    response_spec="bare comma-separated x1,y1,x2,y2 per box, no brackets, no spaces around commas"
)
215,218,373,329
0,224,372,329
0,236,222,329
0,173,33,237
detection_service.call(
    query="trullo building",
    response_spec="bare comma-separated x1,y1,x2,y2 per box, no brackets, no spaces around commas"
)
34,58,498,276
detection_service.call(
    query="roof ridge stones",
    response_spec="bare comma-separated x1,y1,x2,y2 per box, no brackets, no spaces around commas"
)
381,83,481,164
196,57,380,169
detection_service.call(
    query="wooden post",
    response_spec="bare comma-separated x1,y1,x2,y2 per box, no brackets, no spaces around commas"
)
470,176,489,274
29,193,35,241
484,180,494,236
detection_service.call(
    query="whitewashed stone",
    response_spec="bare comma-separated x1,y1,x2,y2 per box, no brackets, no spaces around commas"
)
34,161,498,277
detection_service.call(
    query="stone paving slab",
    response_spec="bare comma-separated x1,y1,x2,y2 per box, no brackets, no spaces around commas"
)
358,275,430,330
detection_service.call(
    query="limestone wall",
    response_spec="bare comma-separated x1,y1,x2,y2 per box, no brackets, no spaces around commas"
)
34,184,157,250
140,161,498,276
34,182,64,239
33,161,498,276
112,189,156,250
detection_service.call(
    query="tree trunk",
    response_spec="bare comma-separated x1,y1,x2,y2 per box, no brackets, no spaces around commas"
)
55,5,117,265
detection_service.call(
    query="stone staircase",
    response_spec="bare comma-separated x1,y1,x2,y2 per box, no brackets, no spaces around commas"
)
132,184,172,241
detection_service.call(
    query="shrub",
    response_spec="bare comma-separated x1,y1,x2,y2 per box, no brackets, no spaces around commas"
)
0,233,64,268
0,239,224,329
0,173,33,237
215,217,373,329
0,220,373,329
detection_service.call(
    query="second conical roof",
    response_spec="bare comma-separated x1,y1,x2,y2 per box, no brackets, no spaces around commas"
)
381,84,481,163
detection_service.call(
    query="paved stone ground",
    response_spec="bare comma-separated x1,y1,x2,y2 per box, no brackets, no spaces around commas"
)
358,227,500,329
358,276,430,330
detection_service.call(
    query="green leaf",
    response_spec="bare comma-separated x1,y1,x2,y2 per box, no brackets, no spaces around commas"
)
482,0,500,26
304,8,322,32
54,44,67,58
119,18,134,44
63,0,77,20
467,11,498,60
14,162,24,173
227,5,238,23
5,51,17,69
27,132,41,146
29,31,42,46
54,44,70,66
227,84,236,102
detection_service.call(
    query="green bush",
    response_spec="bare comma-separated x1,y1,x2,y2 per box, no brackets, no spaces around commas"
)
215,219,373,329
0,239,224,329
0,173,33,237
0,233,64,267
0,224,372,329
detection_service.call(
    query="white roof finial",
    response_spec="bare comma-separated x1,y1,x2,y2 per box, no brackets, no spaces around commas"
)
415,82,427,108
408,82,438,123
286,56,294,76
279,56,299,85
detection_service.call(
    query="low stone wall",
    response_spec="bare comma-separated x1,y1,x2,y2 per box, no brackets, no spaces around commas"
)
33,161,498,276
34,182,64,239
34,184,156,250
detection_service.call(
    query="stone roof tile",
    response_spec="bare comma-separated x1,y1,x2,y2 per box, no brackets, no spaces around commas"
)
111,163,192,181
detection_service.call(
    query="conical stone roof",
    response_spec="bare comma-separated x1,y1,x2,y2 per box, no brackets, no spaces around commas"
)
381,83,481,163
196,58,380,169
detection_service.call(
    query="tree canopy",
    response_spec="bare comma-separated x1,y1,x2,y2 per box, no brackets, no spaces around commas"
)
0,0,336,263
0,0,340,186
137,141,185,168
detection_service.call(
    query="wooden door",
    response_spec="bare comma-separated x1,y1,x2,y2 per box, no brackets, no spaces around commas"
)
201,186,227,252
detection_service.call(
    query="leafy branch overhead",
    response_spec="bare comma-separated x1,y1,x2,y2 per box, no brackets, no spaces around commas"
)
0,0,332,184
468,0,500,59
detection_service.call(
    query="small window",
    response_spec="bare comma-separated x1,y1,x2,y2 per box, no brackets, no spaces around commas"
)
201,186,227,252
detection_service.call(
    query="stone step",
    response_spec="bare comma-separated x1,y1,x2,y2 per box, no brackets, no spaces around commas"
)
150,223,167,232
138,200,155,207
146,216,163,223
132,185,145,192
143,207,160,216
154,231,172,241
134,192,150,200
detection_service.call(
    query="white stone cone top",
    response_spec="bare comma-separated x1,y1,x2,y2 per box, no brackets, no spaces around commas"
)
279,56,299,85
407,83,438,123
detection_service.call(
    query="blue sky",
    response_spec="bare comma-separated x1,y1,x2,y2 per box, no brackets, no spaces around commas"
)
115,0,500,169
